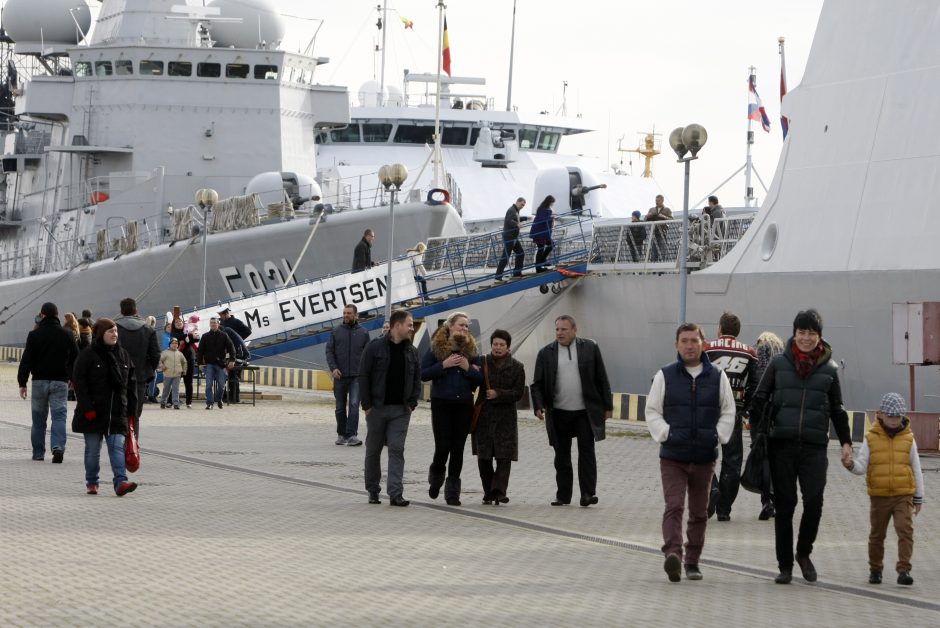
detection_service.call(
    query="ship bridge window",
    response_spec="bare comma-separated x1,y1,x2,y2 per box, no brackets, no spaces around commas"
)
394,125,435,145
168,61,192,77
95,61,113,77
75,62,92,77
140,60,164,75
519,128,538,149
470,127,480,146
226,63,250,79
254,64,278,80
330,125,361,142
363,123,392,142
197,62,221,78
115,60,133,75
537,131,560,151
442,127,469,146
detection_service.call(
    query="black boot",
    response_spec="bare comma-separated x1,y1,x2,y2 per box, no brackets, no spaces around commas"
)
444,477,461,506
428,467,445,500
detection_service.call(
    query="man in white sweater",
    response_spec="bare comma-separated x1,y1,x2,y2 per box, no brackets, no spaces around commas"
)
646,323,736,583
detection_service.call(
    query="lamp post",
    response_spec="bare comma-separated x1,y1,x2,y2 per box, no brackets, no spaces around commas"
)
668,124,708,326
195,188,219,306
377,164,409,320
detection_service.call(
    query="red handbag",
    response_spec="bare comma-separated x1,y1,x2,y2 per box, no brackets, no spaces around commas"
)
125,417,140,473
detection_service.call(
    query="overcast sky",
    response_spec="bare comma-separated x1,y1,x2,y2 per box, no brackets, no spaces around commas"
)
271,0,826,209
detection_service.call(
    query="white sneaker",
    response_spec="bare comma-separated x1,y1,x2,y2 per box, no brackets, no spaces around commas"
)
335,436,348,445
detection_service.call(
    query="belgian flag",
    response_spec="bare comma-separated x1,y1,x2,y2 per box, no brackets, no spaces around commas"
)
442,18,451,76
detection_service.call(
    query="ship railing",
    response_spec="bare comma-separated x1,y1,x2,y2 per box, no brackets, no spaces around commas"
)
587,212,756,272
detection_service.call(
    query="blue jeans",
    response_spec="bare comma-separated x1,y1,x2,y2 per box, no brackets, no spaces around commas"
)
83,433,127,489
333,377,361,437
204,364,227,406
31,380,68,459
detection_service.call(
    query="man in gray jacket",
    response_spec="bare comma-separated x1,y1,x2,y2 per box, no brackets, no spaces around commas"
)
531,315,613,507
359,310,420,506
115,297,160,437
326,304,370,446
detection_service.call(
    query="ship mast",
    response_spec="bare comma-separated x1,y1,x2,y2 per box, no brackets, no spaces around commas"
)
378,1,388,101
431,0,446,188
744,66,757,207
622,132,661,178
505,0,517,112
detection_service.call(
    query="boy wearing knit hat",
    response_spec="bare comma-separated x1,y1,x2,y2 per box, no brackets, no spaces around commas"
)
844,392,925,586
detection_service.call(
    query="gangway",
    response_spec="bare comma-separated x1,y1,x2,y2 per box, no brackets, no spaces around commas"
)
206,211,595,359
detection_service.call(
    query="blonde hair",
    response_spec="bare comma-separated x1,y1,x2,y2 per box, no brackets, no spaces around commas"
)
755,331,784,353
445,311,469,330
146,315,157,327
407,242,427,253
63,312,79,335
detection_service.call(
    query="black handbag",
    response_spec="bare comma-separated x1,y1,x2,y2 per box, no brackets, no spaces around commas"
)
740,432,770,494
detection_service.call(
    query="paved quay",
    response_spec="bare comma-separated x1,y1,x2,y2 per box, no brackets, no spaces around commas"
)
1,364,937,627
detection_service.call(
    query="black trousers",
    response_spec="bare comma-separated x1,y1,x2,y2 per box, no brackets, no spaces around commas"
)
478,458,512,499
768,440,828,570
551,409,596,502
430,399,474,480
535,242,553,269
495,237,525,277
713,415,744,516
182,353,195,405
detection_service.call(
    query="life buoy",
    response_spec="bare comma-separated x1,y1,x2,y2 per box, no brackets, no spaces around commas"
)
90,191,110,204
427,188,450,205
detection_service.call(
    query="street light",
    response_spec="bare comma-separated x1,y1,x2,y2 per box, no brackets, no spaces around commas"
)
668,124,708,326
377,164,408,320
195,188,219,305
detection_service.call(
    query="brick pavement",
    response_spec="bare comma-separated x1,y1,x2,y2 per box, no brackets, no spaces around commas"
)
1,365,937,626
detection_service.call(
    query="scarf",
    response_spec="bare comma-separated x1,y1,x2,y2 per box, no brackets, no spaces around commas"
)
93,338,126,388
791,341,824,380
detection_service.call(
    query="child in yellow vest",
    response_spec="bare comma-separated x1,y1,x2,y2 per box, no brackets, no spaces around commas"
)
844,392,924,586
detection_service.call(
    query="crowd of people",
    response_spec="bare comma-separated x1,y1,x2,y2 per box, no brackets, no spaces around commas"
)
17,298,252,496
18,298,925,586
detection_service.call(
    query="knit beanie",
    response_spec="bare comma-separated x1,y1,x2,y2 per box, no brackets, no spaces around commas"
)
93,318,117,339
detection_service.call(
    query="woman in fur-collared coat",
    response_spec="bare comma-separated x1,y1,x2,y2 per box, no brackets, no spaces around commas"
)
420,311,484,505
471,329,525,505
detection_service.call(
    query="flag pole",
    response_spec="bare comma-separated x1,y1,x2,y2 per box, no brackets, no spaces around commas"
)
432,0,446,188
506,0,517,112
379,1,388,103
745,66,756,208
779,36,789,140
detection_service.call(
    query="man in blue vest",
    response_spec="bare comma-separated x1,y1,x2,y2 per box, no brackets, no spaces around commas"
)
646,322,736,582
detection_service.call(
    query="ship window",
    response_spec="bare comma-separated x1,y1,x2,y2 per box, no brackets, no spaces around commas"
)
519,128,538,149
140,60,164,76
197,62,221,78
394,125,435,145
168,61,192,77
226,63,250,79
254,64,278,80
75,62,92,77
363,123,392,142
470,127,481,146
537,131,560,151
330,125,361,143
95,61,113,76
442,127,469,146
115,60,133,75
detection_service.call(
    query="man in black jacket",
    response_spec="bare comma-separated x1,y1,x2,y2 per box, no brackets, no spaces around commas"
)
494,197,528,280
359,310,420,506
221,326,248,404
352,229,375,272
115,297,160,436
531,315,613,508
197,317,237,410
219,307,252,340
326,304,370,446
18,302,79,462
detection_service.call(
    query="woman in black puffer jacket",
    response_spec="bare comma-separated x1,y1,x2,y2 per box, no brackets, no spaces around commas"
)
72,318,139,497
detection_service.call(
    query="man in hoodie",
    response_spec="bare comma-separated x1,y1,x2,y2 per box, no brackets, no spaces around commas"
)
114,297,160,437
18,302,79,462
325,304,370,446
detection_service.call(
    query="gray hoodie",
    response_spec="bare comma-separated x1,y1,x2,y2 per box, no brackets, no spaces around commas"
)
115,315,161,383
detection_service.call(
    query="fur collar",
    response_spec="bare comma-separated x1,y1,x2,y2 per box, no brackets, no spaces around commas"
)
431,326,478,361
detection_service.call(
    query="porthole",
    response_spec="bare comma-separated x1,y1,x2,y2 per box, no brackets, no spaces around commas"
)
761,222,778,261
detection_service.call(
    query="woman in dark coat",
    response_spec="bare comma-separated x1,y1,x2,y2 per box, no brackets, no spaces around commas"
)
71,318,139,496
529,195,555,272
472,329,525,505
170,316,199,408
421,311,484,506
